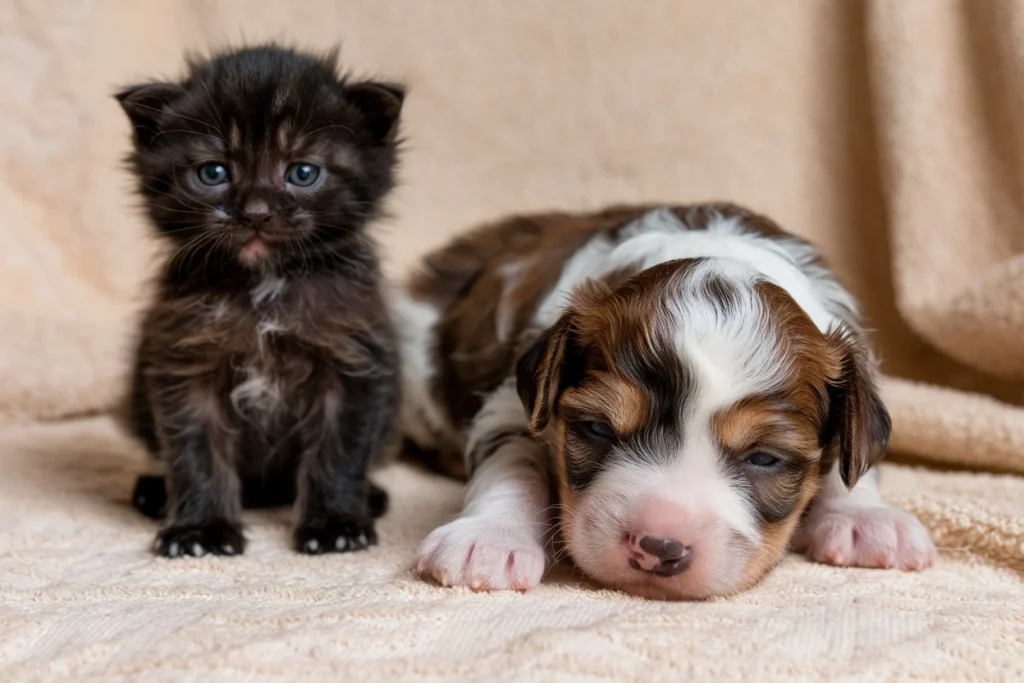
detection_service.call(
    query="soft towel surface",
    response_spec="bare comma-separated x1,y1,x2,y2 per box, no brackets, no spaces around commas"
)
0,0,1022,680
0,418,1021,681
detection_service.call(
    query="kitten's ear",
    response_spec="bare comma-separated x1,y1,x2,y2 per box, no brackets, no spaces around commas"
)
822,326,892,490
345,81,405,144
115,82,184,146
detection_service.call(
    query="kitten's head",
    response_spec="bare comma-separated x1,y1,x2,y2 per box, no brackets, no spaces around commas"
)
117,44,403,271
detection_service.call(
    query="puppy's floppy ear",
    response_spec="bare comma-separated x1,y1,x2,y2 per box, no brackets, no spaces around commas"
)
822,326,892,490
516,313,584,433
345,81,405,143
115,82,184,147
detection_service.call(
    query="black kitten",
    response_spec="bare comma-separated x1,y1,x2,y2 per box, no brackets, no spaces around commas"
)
117,44,403,557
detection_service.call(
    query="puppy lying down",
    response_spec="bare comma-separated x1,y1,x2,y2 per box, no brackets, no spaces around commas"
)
396,203,935,600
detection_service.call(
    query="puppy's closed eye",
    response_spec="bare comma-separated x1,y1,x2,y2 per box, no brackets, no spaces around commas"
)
744,452,780,468
573,419,617,444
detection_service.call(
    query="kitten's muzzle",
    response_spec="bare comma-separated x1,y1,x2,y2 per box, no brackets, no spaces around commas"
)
241,195,273,225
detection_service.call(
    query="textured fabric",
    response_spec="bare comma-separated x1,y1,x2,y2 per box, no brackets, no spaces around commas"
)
1,0,1023,680
0,418,1022,681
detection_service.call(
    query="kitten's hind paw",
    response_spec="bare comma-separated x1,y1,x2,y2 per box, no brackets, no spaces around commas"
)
295,514,377,554
155,519,246,558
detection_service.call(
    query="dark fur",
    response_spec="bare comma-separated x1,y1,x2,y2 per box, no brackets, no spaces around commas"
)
118,45,403,557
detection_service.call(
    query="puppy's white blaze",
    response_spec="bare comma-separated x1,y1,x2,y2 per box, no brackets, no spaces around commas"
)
671,265,789,408
391,289,448,448
655,421,761,547
676,426,763,546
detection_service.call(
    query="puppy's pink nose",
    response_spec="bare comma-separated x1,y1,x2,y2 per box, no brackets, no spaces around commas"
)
628,497,697,577
628,532,693,576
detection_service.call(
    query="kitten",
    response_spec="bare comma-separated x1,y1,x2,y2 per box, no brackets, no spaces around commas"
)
117,44,404,557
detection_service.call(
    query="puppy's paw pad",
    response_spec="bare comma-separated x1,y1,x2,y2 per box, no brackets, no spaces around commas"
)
155,519,245,558
295,515,377,555
415,517,546,591
804,505,935,571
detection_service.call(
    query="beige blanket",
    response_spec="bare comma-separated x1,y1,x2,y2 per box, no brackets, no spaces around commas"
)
1,0,1021,680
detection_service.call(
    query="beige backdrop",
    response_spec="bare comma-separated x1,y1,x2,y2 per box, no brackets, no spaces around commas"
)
1,1,1022,681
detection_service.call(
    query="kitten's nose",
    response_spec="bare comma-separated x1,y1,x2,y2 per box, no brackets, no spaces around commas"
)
241,196,272,226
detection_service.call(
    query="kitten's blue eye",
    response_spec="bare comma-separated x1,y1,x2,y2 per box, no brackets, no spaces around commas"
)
745,453,781,468
286,163,321,187
197,163,229,186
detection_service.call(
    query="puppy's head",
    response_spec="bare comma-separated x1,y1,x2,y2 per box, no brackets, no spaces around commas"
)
516,258,889,599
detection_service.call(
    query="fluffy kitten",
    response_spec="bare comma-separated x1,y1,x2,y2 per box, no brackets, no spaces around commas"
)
118,45,403,557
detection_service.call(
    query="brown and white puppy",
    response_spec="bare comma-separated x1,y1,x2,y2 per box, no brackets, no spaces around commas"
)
398,204,935,600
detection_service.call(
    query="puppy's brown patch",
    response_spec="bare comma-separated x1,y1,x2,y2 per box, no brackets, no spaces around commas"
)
559,374,649,437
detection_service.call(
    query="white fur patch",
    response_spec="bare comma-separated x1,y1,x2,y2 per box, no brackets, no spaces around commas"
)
495,260,528,343
208,298,230,322
534,207,855,335
672,260,789,409
257,319,285,338
391,288,450,449
534,235,617,327
250,275,286,306
229,368,282,419
610,208,840,332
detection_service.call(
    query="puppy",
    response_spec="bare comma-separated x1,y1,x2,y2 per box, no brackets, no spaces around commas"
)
398,203,936,599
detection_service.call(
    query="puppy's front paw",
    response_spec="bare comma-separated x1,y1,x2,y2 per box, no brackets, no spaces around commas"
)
416,516,546,591
295,514,377,554
803,504,935,571
155,519,245,558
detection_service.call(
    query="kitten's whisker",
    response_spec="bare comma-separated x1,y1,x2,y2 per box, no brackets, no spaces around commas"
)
294,99,318,142
137,183,213,211
165,228,213,265
300,122,357,138
130,102,226,132
169,175,220,213
152,128,227,145
196,77,227,138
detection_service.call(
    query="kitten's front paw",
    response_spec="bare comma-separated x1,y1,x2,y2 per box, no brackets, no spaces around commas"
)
416,516,546,591
295,514,377,554
802,504,935,571
155,519,245,558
